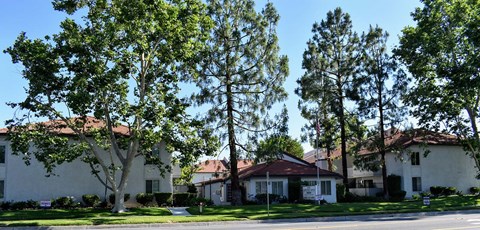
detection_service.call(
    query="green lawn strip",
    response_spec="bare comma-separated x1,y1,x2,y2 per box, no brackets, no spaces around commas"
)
0,196,478,226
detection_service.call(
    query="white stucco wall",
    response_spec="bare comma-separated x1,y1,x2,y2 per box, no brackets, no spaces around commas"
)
386,145,480,198
0,137,173,203
301,177,337,203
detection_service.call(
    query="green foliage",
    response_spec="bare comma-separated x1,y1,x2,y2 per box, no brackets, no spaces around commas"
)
470,187,480,194
4,0,219,213
52,196,78,209
336,184,346,202
430,186,457,197
387,174,402,195
254,194,282,204
389,191,407,202
255,135,304,163
191,0,288,205
173,193,196,207
108,194,130,205
296,7,361,186
154,193,173,206
187,184,198,194
82,194,100,207
135,193,154,207
395,0,480,177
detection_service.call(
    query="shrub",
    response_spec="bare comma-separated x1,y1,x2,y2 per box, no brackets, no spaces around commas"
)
444,187,457,196
25,200,39,209
135,193,154,206
389,190,406,202
187,184,198,193
173,193,196,206
154,193,173,206
470,187,480,194
189,197,214,206
420,191,431,197
387,174,401,195
109,193,131,204
11,201,29,210
412,194,421,200
336,184,346,202
82,194,100,207
430,186,445,197
52,196,78,209
255,193,281,204
0,201,12,210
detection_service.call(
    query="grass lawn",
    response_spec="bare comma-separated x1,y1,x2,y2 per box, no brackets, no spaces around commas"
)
1,195,478,226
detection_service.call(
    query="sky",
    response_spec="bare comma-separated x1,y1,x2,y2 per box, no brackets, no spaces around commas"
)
0,1,423,155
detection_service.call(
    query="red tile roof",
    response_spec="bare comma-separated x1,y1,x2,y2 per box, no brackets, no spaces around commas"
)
303,128,459,163
196,159,253,173
238,159,342,179
0,116,130,136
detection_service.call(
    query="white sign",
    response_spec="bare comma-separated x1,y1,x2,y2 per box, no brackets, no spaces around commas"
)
302,186,316,200
40,201,51,208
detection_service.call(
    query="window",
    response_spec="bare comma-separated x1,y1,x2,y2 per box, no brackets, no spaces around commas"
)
255,181,267,194
304,181,317,186
412,177,422,192
0,180,4,199
146,180,160,193
411,152,420,165
271,181,283,196
0,145,5,164
321,181,332,195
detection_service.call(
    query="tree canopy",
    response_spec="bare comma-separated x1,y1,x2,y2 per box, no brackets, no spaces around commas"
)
191,0,288,205
395,0,480,177
4,0,218,212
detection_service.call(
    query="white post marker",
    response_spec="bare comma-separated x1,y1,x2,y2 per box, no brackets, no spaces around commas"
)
266,171,270,217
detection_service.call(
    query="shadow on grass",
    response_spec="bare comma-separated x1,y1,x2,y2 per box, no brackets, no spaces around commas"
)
91,218,127,225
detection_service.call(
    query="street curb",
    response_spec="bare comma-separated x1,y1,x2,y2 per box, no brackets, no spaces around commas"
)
2,209,480,230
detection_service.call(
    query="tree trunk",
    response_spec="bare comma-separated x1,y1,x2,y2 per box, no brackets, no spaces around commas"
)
338,79,349,192
378,92,389,198
226,75,242,205
112,188,127,213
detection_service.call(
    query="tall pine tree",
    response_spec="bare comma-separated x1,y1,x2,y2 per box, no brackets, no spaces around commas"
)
353,26,408,197
192,0,288,205
297,8,360,189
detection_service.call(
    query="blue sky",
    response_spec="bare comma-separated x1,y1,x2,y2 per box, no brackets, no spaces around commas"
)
0,1,422,153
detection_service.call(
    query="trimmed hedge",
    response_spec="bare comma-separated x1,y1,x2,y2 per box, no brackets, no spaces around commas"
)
173,193,196,206
255,193,281,204
470,187,480,194
135,193,154,206
109,193,131,204
154,193,173,206
430,186,457,197
52,196,78,209
82,194,100,207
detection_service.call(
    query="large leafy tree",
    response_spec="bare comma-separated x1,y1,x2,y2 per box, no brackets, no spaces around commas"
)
395,0,480,177
4,0,217,212
353,26,408,197
297,8,360,189
192,0,288,205
255,106,304,162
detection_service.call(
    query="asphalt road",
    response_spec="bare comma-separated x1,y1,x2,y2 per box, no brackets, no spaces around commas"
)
5,211,480,230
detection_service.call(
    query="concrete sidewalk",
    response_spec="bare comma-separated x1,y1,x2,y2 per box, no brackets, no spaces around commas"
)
167,207,192,216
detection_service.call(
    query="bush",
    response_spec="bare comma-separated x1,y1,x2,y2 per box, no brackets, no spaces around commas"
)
255,193,281,204
135,193,154,206
444,187,457,196
11,201,29,210
173,193,196,206
387,174,401,195
25,200,39,209
389,190,407,202
82,194,100,207
52,196,78,209
0,201,12,210
189,197,214,206
420,191,431,197
336,184,346,202
109,193,131,204
430,186,445,197
412,194,421,200
187,184,198,193
154,193,173,206
470,187,480,194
